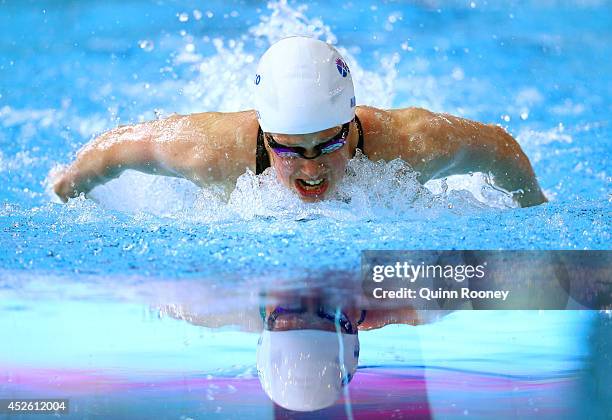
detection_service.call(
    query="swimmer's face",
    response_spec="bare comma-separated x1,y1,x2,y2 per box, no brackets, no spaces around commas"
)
264,298,362,333
265,122,354,202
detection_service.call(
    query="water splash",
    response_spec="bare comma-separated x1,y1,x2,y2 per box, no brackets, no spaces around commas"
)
175,0,400,113
82,151,516,222
36,0,524,221
248,1,337,46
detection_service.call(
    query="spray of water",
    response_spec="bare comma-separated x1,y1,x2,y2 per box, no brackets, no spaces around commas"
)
40,0,518,221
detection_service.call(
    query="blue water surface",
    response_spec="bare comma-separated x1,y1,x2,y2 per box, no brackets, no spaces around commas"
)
1,0,610,281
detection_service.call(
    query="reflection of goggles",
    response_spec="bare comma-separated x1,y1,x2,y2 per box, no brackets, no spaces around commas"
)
261,306,366,335
265,120,351,159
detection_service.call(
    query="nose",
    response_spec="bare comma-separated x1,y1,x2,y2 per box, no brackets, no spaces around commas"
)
298,158,325,178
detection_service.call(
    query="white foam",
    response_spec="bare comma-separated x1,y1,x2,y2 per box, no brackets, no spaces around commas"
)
165,0,401,113
84,152,516,222
517,123,573,147
87,170,203,217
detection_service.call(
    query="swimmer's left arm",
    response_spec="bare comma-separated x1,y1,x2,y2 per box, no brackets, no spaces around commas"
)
396,110,547,207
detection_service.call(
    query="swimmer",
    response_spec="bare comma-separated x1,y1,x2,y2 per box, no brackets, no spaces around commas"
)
53,36,547,207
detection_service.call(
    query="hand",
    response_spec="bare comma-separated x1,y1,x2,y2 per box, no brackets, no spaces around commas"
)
50,165,78,203
53,175,74,203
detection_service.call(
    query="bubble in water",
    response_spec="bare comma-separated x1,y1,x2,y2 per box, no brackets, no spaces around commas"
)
387,13,401,24
451,67,464,81
400,42,413,52
178,12,189,22
138,40,154,52
193,9,203,20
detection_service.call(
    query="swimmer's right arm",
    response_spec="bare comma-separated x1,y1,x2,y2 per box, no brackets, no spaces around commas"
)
53,122,167,202
53,111,258,202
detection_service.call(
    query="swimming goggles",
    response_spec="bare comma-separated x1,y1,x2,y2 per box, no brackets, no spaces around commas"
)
262,306,366,335
265,120,351,159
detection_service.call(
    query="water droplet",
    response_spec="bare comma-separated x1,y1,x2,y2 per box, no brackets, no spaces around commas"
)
501,114,510,122
177,12,189,22
138,40,154,52
451,67,464,81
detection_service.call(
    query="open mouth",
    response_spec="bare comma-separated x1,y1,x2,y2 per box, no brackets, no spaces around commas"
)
294,178,329,198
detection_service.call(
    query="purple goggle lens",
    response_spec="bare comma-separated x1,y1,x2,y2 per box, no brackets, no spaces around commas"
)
265,306,357,334
265,121,351,159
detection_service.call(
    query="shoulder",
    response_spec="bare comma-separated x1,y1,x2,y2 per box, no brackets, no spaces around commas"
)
152,110,259,179
162,110,259,157
187,110,259,136
356,106,437,135
355,106,437,159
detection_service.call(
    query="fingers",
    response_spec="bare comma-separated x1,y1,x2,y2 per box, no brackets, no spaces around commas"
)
52,173,78,203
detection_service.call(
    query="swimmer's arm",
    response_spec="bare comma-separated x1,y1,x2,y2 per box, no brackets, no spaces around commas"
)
53,112,257,202
53,123,172,202
358,307,421,330
399,110,547,207
157,304,263,333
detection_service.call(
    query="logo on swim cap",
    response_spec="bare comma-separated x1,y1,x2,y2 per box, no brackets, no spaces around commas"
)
335,58,349,77
255,74,261,85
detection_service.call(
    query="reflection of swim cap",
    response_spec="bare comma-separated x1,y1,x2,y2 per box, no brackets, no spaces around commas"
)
256,329,359,412
254,36,356,135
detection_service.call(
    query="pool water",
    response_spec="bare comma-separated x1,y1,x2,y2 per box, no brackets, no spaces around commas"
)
1,0,610,418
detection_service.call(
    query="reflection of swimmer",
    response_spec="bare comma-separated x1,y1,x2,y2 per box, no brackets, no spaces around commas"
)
256,291,424,412
257,306,360,411
53,36,547,207
161,285,429,412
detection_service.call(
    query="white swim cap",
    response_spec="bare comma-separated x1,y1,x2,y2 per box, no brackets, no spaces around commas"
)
256,329,359,411
253,36,356,134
